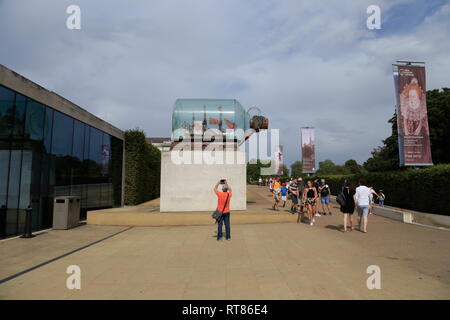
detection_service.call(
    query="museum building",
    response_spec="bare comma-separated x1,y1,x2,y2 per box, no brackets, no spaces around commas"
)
0,65,124,238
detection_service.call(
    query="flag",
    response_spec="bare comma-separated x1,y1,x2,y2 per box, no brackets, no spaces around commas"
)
225,119,236,129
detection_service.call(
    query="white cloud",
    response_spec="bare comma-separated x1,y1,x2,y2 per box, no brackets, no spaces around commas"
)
0,0,448,167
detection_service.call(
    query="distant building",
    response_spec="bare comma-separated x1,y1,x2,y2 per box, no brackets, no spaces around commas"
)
146,137,171,152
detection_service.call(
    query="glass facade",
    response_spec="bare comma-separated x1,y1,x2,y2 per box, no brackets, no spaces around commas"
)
172,99,250,143
0,84,123,238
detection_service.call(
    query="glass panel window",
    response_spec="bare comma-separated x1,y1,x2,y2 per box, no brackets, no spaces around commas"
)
0,85,15,136
25,99,45,141
43,107,53,153
13,94,26,136
51,111,74,157
0,149,10,207
72,120,85,161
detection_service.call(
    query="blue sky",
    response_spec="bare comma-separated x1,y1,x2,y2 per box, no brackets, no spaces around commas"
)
0,0,449,168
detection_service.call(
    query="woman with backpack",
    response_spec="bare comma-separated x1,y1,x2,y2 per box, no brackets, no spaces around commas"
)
340,181,356,232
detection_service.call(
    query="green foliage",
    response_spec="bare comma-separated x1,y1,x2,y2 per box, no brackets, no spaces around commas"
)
282,164,289,177
124,129,161,205
247,159,289,184
364,88,450,171
427,88,450,164
247,159,271,184
318,164,450,215
316,159,365,175
290,161,302,177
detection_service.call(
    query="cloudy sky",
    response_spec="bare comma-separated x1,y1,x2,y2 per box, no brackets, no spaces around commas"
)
1,0,449,167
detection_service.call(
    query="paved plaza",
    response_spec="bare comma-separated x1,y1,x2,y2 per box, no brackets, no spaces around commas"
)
1,186,449,300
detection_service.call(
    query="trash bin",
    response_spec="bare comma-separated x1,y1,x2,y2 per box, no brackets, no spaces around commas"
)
53,196,81,230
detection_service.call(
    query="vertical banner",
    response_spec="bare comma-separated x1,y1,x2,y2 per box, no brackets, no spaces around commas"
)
274,145,283,175
394,65,433,166
301,127,316,173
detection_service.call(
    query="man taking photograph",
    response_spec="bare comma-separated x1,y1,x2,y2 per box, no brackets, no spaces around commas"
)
214,179,232,241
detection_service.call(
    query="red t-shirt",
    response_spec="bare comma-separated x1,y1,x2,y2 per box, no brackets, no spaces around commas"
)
215,190,232,213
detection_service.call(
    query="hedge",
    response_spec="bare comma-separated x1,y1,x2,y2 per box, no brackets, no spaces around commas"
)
124,129,161,205
316,164,450,216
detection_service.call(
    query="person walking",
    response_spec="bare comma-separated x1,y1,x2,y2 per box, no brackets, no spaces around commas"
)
313,178,321,217
214,180,232,241
272,177,281,211
354,179,371,233
340,181,356,232
280,183,288,208
297,178,305,214
368,187,379,215
318,179,332,216
288,178,299,214
303,180,319,226
378,190,385,206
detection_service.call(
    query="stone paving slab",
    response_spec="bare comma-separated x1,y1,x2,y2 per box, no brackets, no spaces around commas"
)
1,186,449,300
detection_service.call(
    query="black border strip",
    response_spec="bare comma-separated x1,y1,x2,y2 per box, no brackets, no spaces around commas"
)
0,226,133,284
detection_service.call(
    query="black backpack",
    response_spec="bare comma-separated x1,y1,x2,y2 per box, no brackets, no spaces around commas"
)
336,192,346,206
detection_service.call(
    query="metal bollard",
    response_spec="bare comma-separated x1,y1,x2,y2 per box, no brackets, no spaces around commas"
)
20,205,34,238
0,205,6,238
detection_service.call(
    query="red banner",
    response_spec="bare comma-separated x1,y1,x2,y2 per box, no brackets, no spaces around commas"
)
301,128,316,173
274,145,283,175
395,65,432,166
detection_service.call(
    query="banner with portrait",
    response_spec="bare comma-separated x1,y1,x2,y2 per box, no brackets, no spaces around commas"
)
394,65,432,166
301,127,316,173
274,145,283,175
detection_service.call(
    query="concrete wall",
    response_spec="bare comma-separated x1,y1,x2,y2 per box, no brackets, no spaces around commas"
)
160,150,247,211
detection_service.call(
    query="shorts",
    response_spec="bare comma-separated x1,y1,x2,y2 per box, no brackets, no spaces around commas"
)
320,196,330,204
281,196,287,201
357,205,369,216
306,198,316,206
290,195,298,203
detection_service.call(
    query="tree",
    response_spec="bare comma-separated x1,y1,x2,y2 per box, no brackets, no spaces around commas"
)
364,114,401,172
344,159,364,174
427,88,450,164
364,88,450,171
282,165,289,176
247,159,271,183
125,129,161,205
290,161,303,177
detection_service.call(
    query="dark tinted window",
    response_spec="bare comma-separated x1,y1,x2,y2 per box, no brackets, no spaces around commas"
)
72,120,85,160
25,99,45,141
89,127,103,164
51,111,74,156
13,94,26,136
0,86,15,136
43,107,53,153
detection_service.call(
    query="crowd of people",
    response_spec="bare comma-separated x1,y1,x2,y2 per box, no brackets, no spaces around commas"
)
213,177,386,241
262,176,386,233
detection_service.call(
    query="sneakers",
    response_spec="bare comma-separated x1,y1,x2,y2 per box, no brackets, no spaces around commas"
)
310,222,313,226
315,213,321,217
